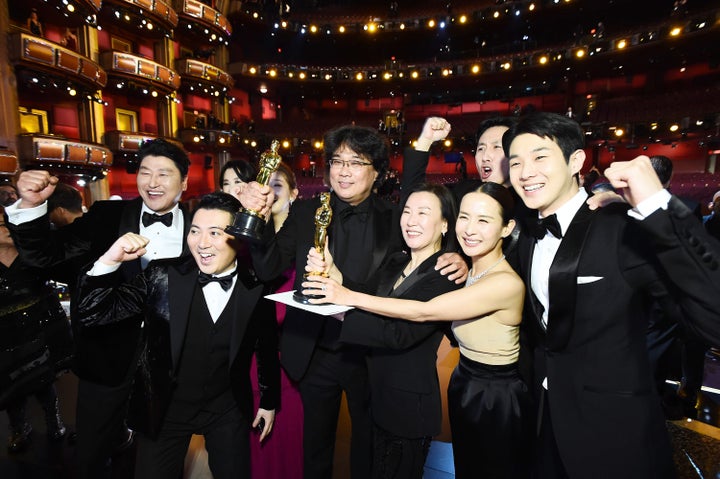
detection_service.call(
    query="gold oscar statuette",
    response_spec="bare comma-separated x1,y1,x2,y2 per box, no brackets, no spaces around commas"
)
225,140,282,241
293,192,333,304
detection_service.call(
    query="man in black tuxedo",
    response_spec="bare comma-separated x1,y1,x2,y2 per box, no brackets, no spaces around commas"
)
4,139,191,477
503,112,720,478
73,192,280,479
241,118,466,478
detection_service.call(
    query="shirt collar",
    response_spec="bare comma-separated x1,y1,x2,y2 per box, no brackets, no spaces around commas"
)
540,187,588,236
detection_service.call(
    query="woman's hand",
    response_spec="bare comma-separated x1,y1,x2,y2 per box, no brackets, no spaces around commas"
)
301,275,353,306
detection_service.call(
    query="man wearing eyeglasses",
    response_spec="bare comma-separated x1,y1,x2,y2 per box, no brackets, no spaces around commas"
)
241,118,467,479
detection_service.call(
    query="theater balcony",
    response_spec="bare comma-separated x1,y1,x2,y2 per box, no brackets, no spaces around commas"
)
0,150,19,178
104,131,183,172
8,32,107,93
99,51,181,96
100,0,178,38
178,128,242,153
177,0,232,46
176,58,234,97
17,134,113,180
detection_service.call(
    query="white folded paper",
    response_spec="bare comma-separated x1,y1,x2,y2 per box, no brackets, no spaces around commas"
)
264,290,354,316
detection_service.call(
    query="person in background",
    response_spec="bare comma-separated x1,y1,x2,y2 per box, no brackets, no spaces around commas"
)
304,182,532,479
703,190,720,240
0,182,18,207
220,159,256,199
26,8,43,36
61,27,78,51
253,161,304,479
0,207,73,453
47,182,84,228
241,117,467,479
73,192,280,479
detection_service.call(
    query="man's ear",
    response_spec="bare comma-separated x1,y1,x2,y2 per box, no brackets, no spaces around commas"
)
570,149,586,177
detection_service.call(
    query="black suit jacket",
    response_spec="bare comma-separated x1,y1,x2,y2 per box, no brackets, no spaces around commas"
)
339,251,461,438
73,255,280,439
250,149,429,381
7,198,190,385
514,197,720,478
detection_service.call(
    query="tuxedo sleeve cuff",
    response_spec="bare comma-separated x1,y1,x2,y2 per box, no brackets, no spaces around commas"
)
628,189,671,220
5,199,48,225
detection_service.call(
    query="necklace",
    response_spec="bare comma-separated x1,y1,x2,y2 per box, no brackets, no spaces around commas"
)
466,254,506,286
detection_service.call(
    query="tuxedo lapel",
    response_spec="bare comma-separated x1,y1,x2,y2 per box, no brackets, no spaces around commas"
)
168,261,196,370
370,199,393,275
546,204,594,351
518,225,546,330
375,253,409,296
228,275,263,365
391,252,441,298
118,198,144,278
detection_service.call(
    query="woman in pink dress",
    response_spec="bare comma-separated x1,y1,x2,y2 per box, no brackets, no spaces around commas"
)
221,160,304,478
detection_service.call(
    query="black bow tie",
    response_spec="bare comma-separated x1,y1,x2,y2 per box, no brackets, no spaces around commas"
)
532,214,563,240
197,270,237,291
142,211,173,227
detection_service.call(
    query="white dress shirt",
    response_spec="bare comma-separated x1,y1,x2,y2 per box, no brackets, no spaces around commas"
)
139,204,184,269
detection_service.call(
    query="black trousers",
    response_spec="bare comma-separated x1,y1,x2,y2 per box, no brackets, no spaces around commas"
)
371,425,431,479
298,346,372,479
75,378,133,479
134,404,249,479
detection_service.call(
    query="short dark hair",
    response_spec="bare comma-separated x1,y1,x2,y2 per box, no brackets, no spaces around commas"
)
323,125,390,182
47,183,83,214
502,112,585,164
403,182,458,252
138,138,190,178
193,191,241,218
219,159,256,185
476,116,517,145
649,155,673,186
474,182,516,225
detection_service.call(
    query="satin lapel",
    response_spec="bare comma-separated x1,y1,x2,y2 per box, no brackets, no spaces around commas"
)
518,229,546,331
546,204,594,351
370,200,393,275
391,252,441,298
118,198,144,278
168,263,196,370
179,204,191,256
229,280,263,364
376,255,409,297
